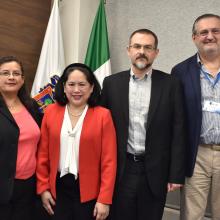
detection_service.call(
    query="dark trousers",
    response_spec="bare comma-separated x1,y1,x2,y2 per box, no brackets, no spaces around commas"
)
109,156,167,220
0,175,36,220
52,174,96,220
34,196,52,220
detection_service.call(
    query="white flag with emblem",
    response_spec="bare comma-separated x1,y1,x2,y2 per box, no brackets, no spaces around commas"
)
31,0,65,111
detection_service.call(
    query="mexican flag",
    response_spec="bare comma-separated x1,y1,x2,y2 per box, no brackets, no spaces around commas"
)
84,0,111,87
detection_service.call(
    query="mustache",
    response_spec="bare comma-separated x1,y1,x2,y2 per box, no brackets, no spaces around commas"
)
136,54,148,60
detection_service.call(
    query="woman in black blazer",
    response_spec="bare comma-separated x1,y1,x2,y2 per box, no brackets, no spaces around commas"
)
0,56,42,220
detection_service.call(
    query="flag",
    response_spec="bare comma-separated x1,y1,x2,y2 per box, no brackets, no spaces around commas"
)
31,0,65,111
84,0,111,87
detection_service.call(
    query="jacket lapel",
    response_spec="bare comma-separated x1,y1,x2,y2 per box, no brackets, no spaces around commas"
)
120,71,130,126
188,55,201,111
0,101,18,126
146,70,162,131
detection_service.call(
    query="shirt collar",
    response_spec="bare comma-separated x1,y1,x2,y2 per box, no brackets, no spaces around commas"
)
130,67,152,80
196,53,202,67
196,53,220,76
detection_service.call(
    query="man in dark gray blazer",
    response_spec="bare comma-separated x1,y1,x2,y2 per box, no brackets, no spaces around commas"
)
101,29,186,220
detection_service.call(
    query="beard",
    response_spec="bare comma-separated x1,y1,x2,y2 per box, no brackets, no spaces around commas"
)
132,54,152,70
133,61,152,70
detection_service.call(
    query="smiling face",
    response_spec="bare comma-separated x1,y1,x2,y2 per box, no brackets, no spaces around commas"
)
0,61,24,96
64,69,94,108
127,32,159,74
192,17,220,56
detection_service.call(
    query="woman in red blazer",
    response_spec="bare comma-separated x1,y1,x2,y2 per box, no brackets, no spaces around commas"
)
36,63,117,220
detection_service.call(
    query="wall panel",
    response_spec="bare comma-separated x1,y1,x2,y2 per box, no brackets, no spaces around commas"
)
0,0,51,91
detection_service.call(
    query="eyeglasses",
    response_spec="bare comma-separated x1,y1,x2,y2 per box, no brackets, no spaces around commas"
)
195,28,220,37
129,44,156,52
0,71,23,77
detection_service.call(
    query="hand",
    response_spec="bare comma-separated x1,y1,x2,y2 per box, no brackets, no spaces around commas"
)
41,190,56,215
93,202,110,220
167,183,183,192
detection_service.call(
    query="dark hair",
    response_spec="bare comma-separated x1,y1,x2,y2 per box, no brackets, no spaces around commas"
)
0,56,34,110
55,63,101,107
192,13,220,34
129,28,158,49
0,56,24,74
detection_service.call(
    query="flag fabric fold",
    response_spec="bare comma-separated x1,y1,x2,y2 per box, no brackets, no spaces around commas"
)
31,0,65,111
84,0,111,87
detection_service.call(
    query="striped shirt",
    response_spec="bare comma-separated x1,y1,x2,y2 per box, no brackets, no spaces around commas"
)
127,68,152,154
198,56,220,144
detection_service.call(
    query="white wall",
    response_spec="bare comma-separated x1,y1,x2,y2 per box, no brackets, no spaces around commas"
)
59,0,220,74
105,0,220,74
59,0,99,65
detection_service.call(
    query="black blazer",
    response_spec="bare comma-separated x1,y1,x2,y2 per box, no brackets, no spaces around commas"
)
0,99,42,204
101,70,186,198
171,54,202,177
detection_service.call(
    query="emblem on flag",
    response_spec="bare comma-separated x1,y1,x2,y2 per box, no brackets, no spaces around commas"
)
33,75,60,112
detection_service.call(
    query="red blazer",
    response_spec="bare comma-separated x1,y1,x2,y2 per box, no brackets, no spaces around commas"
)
36,103,117,204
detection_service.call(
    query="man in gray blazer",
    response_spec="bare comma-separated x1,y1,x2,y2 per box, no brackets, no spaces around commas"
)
101,29,186,220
